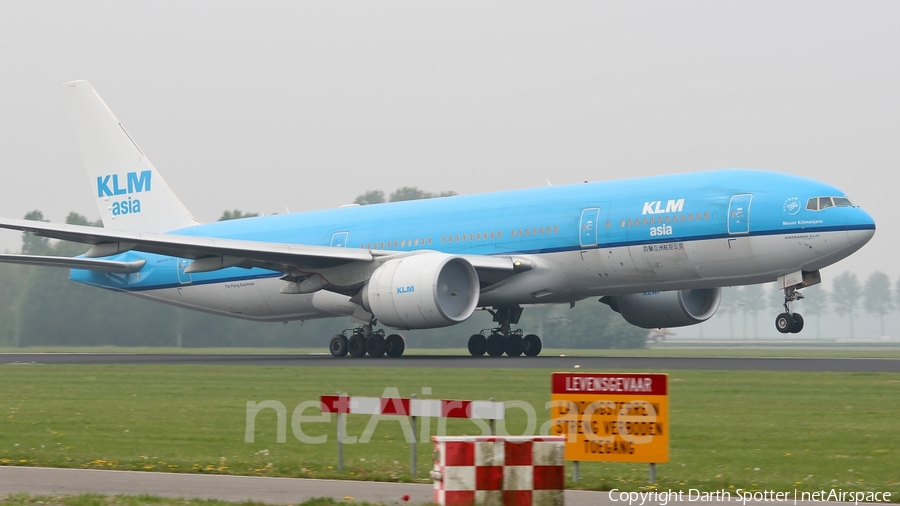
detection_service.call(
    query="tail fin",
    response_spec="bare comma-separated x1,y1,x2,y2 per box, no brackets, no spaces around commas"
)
61,80,199,232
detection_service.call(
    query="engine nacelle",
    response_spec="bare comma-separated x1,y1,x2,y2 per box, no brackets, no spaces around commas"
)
362,254,479,329
601,288,722,328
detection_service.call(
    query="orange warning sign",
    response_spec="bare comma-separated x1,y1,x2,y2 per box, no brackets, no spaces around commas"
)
549,372,669,463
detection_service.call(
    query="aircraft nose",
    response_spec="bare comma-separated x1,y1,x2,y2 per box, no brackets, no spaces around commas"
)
847,208,876,246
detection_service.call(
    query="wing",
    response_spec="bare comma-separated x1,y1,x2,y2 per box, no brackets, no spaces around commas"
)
0,218,525,280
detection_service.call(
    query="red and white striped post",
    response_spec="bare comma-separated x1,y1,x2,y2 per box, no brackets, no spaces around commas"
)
431,435,566,506
320,394,505,475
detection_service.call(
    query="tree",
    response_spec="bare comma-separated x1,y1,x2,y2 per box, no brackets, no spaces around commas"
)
389,187,457,202
831,272,861,338
863,271,893,336
219,210,259,221
353,190,385,206
353,188,457,205
21,210,49,255
895,276,900,318
65,212,102,227
798,283,829,339
740,284,766,339
717,287,740,339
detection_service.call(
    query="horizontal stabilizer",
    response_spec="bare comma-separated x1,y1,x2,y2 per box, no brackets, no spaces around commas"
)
0,254,145,273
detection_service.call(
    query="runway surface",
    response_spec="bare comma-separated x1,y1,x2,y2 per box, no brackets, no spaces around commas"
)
0,466,864,506
2,353,899,372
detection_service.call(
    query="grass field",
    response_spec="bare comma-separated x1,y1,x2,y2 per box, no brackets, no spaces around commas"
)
0,494,348,506
0,364,897,496
3,345,900,358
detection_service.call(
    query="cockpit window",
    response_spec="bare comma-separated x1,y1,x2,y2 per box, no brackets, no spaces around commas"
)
806,196,855,211
833,197,854,207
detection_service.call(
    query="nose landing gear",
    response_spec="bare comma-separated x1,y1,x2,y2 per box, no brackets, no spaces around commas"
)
775,287,805,334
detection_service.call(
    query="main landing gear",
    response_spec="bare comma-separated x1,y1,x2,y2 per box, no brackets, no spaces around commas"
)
329,322,405,358
467,306,543,357
774,286,805,334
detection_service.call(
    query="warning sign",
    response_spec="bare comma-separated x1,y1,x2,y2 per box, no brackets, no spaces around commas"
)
549,372,669,463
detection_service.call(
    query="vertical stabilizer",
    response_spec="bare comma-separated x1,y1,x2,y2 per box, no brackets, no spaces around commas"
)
61,81,199,232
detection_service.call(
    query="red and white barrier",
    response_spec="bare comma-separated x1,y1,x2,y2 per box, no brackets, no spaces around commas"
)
320,395,505,420
431,436,566,506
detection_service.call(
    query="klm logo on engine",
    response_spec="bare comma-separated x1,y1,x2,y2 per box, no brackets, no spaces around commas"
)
97,170,151,216
642,199,685,215
397,285,415,294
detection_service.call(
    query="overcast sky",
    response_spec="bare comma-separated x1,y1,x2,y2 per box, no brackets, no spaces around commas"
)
0,1,897,288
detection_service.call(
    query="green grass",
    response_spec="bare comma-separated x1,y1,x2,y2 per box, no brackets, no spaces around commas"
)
0,494,361,506
0,365,898,496
2,345,900,358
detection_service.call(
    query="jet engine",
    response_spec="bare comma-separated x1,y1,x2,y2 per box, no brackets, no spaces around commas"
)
362,254,479,329
600,288,722,328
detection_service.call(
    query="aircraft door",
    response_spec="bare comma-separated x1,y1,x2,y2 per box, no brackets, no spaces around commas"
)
330,231,349,248
728,194,753,235
177,258,193,285
580,207,601,247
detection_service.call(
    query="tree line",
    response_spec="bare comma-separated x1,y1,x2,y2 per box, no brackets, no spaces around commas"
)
715,271,897,339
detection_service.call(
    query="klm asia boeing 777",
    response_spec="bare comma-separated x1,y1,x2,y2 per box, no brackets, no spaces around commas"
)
0,81,876,357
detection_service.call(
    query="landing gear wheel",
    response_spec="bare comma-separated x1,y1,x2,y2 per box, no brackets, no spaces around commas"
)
366,334,386,358
789,313,805,334
486,333,506,357
523,334,542,357
385,334,405,357
329,334,349,357
348,334,367,357
775,313,795,334
505,334,525,357
468,334,487,357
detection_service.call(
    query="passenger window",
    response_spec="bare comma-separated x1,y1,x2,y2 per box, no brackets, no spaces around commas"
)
497,231,502,238
532,228,537,235
621,220,626,228
428,238,432,245
628,219,633,227
554,226,559,233
666,216,671,224
525,229,531,236
606,221,611,229
456,235,460,242
519,229,524,236
819,197,834,209
539,227,544,235
687,214,693,222
704,212,710,220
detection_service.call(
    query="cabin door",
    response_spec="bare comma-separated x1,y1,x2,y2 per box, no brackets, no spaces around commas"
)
728,194,753,235
330,231,349,248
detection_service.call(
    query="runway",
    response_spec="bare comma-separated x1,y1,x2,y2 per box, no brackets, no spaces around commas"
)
2,353,899,372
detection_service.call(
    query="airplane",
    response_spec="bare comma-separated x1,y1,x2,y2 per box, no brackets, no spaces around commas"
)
0,81,876,358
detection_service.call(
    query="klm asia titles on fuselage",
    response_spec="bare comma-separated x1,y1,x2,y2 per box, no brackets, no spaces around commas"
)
96,170,151,216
